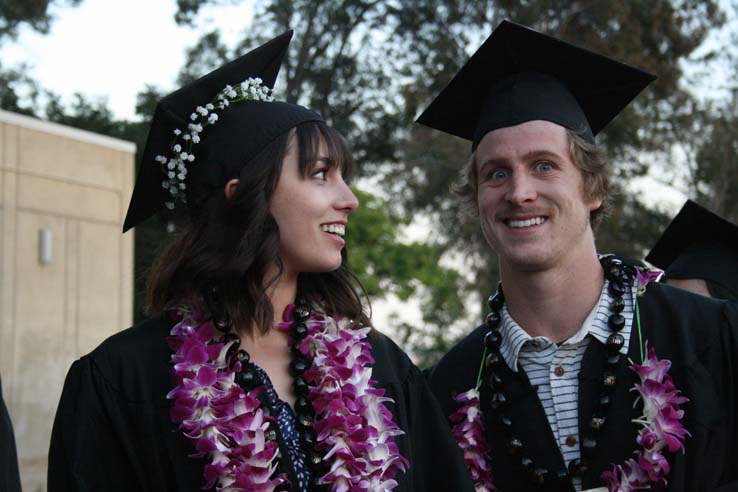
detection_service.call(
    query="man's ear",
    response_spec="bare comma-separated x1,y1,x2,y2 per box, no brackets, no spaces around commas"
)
224,178,240,201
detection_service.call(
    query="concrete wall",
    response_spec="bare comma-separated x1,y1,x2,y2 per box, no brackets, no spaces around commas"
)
0,109,135,491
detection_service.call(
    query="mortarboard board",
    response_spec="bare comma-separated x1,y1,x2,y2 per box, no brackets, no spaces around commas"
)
645,200,738,299
415,20,656,149
123,30,322,232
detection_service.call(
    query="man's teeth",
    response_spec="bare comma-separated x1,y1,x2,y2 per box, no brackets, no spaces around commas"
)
320,224,346,236
508,217,546,228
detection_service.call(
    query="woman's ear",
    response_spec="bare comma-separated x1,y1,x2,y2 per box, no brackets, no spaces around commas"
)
224,178,240,201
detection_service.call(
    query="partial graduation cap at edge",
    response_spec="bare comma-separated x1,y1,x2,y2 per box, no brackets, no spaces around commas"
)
122,30,322,232
645,200,738,299
415,20,657,150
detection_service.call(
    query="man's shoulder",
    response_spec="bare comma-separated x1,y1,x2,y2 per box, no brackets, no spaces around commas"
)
426,324,488,400
642,281,729,322
639,281,736,358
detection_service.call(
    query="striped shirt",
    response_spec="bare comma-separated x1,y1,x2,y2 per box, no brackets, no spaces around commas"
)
498,280,636,491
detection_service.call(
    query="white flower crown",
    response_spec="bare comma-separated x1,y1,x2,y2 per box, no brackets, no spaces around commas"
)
156,77,275,210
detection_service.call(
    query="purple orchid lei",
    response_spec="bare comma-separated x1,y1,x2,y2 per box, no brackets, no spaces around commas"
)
450,388,496,492
451,270,690,492
167,305,287,492
600,345,690,491
277,304,409,492
167,302,408,492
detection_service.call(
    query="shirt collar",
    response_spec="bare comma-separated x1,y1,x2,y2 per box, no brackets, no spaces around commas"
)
498,279,636,372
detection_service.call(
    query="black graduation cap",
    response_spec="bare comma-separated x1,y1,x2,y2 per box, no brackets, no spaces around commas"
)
123,30,322,232
645,200,738,299
415,20,656,149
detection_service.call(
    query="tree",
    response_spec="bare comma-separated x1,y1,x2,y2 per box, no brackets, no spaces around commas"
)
0,0,82,43
0,0,83,117
167,0,734,361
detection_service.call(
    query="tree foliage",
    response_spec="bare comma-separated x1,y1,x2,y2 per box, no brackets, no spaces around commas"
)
1,0,735,363
0,0,81,43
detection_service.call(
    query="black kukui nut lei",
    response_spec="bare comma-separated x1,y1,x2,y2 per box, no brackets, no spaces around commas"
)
480,256,635,486
289,301,328,482
210,291,326,486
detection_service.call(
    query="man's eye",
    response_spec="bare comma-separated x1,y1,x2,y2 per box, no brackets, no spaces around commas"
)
488,168,510,180
536,161,554,172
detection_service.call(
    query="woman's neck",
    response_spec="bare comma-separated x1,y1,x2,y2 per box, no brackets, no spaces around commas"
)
241,265,298,344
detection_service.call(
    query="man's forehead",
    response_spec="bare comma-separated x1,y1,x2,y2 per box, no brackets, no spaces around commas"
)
476,120,569,163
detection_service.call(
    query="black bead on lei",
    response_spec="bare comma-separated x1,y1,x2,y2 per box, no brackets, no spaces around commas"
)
479,256,636,486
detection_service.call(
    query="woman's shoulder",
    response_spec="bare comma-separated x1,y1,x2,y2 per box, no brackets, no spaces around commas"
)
74,317,175,403
367,327,417,385
90,317,172,363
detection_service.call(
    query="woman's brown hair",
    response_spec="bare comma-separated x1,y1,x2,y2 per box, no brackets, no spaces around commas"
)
146,120,370,333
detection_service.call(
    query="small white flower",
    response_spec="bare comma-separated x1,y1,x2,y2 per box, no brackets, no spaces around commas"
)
187,154,195,162
167,161,176,170
173,144,182,152
196,106,208,116
179,183,186,189
174,129,182,136
162,181,170,189
190,113,197,121
165,201,175,210
208,113,218,124
206,103,214,110
177,163,185,171
155,155,167,163
254,77,262,84
183,134,191,141
170,187,178,195
192,135,201,144
222,99,230,107
168,171,175,179
227,89,237,98
180,152,188,160
177,173,185,180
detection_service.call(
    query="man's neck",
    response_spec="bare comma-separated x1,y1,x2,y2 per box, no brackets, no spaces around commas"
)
500,250,604,343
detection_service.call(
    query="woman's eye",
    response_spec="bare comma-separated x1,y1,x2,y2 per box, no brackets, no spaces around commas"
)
312,168,328,180
536,161,554,172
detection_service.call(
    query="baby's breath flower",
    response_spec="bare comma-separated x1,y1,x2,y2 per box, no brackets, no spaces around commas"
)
156,77,274,211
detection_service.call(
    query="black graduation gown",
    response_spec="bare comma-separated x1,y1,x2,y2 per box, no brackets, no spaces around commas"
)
1,377,22,492
47,318,474,492
428,282,738,492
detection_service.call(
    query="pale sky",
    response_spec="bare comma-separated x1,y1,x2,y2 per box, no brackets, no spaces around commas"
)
1,0,255,119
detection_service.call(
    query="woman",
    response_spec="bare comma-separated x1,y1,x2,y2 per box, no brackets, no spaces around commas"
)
47,31,474,492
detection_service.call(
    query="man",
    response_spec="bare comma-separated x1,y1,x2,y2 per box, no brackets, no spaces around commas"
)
646,199,738,301
420,21,738,492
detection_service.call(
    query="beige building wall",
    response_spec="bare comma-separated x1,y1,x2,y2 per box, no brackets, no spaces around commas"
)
0,109,135,491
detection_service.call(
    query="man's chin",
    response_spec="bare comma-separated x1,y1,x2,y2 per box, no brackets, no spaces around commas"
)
498,250,554,274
